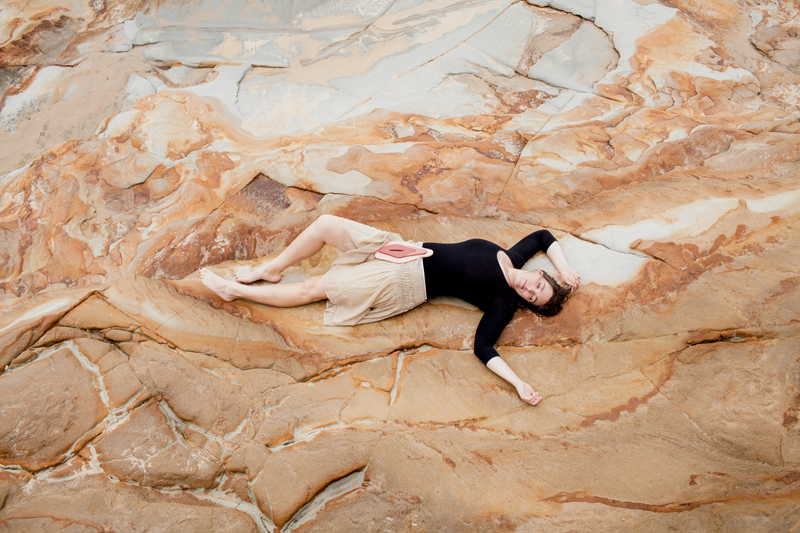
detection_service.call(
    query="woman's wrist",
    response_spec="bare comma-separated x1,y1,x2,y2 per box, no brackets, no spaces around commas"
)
510,376,525,388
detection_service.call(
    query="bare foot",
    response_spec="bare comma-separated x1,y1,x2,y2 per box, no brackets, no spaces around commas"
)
236,261,281,284
199,268,239,302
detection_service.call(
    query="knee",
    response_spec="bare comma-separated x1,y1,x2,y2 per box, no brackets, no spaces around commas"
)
309,214,334,236
311,214,345,248
314,214,341,229
301,277,316,293
301,276,326,300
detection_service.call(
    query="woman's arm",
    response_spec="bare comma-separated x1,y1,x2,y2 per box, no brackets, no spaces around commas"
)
475,306,542,406
506,230,556,267
545,241,580,289
487,357,542,406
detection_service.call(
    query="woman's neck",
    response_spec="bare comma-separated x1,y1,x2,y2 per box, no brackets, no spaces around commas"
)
496,251,515,288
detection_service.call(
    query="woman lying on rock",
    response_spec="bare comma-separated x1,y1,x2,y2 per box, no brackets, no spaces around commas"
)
200,215,579,406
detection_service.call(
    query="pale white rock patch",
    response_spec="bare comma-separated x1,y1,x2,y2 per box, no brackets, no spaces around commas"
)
527,0,599,20
0,67,70,132
238,76,360,136
581,198,742,255
746,188,800,214
122,0,393,67
326,0,514,101
344,43,518,120
122,75,159,110
98,108,142,139
166,64,252,119
527,21,618,93
524,234,646,285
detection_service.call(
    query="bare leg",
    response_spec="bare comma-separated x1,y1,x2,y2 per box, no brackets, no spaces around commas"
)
236,214,347,283
201,269,327,306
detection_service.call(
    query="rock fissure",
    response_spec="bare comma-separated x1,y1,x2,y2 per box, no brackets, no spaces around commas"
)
281,466,368,533
300,0,400,68
265,422,345,453
541,484,800,513
3,0,800,530
389,351,408,406
189,487,275,533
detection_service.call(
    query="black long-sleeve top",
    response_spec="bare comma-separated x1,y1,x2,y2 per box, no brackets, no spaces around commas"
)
422,230,557,365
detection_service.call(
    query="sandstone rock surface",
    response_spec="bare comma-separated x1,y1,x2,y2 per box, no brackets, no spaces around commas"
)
1,0,799,531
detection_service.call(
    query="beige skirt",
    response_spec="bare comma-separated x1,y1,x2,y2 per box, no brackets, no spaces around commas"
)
322,219,427,326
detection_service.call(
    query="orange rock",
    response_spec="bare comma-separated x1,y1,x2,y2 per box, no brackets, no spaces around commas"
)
126,341,251,436
103,362,146,408
251,429,380,527
1,0,799,529
0,471,257,532
0,348,106,470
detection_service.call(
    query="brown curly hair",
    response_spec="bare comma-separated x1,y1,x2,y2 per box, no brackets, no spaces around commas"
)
518,270,572,317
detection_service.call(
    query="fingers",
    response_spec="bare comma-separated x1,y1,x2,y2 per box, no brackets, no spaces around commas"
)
558,268,581,289
520,389,542,406
566,271,580,289
517,382,542,406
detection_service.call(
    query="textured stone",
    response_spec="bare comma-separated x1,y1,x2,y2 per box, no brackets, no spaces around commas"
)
0,51,153,175
59,295,139,332
102,362,146,408
0,287,95,368
72,337,115,363
31,325,102,348
126,342,251,436
1,0,800,529
95,401,222,489
0,348,107,470
0,471,258,532
252,429,380,527
96,349,127,374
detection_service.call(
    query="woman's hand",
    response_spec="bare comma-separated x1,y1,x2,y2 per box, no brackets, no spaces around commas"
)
486,357,542,406
545,242,580,289
558,265,580,289
516,381,542,406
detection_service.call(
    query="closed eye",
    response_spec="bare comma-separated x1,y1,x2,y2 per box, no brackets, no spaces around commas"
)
530,281,544,303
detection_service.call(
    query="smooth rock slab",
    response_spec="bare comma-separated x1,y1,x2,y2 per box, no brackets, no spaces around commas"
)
126,341,251,436
325,0,514,101
0,347,106,471
527,21,618,92
95,400,222,489
1,0,800,530
0,287,96,368
660,338,799,466
366,390,800,525
0,471,258,532
126,0,393,66
290,485,800,532
251,428,380,527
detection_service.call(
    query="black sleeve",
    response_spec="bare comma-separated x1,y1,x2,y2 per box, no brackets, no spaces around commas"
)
505,230,556,269
473,301,516,365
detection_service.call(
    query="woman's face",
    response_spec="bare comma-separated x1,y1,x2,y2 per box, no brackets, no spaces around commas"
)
514,270,554,306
